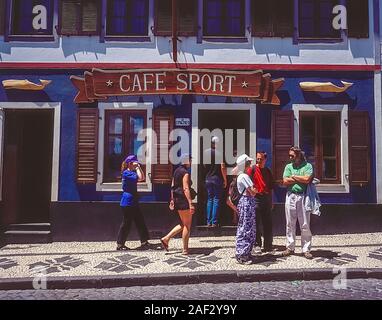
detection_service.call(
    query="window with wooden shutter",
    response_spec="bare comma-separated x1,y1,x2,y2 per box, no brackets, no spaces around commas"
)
152,109,174,184
0,0,5,35
60,0,100,35
76,108,99,184
347,0,369,38
154,0,197,36
252,0,293,37
349,111,370,185
272,110,294,182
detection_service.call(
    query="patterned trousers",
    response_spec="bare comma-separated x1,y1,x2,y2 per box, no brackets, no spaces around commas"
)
235,196,257,259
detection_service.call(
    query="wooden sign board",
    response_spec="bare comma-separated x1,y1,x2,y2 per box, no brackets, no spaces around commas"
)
71,68,284,105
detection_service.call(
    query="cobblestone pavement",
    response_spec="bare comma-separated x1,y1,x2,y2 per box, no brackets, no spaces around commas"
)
1,233,382,279
0,279,381,300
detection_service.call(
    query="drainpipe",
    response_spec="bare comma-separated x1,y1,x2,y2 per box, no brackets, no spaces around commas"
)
172,0,178,63
373,0,382,204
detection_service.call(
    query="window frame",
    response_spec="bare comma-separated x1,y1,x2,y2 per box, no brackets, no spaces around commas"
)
0,0,5,35
203,0,246,39
103,109,147,183
293,104,349,193
299,111,341,184
5,0,56,41
153,0,198,37
104,0,150,40
97,102,153,193
295,0,346,44
58,0,101,36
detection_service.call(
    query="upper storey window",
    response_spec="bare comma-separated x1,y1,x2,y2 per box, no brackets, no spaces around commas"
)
0,0,5,35
8,0,54,40
203,0,245,37
106,0,149,37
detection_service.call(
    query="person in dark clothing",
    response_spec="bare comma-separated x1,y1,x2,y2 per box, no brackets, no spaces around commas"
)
116,155,150,251
203,136,227,227
161,154,194,255
246,151,275,253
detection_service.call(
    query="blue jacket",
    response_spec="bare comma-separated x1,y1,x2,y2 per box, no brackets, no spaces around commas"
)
304,178,322,216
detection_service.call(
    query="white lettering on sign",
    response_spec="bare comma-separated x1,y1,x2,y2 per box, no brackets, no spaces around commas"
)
32,5,47,30
175,118,190,127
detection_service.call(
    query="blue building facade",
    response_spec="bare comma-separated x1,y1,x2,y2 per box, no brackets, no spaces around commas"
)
0,0,381,242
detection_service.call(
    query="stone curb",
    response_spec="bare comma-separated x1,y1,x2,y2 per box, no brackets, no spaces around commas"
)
1,268,382,291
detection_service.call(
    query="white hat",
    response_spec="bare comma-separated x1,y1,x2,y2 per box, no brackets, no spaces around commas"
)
211,136,220,143
236,154,254,166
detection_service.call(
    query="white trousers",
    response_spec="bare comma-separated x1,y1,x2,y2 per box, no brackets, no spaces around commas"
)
285,192,312,253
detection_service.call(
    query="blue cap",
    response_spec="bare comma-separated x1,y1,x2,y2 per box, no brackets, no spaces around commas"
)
124,154,139,164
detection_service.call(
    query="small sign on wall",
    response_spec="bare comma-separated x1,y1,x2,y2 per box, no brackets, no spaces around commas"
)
175,118,190,126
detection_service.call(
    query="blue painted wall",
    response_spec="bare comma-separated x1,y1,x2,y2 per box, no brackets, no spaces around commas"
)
0,69,376,204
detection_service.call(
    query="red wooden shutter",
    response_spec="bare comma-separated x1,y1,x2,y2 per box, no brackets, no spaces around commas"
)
349,111,370,185
348,0,369,38
272,110,294,182
152,109,174,184
60,0,80,35
273,0,294,37
76,108,99,184
0,0,5,35
82,0,99,34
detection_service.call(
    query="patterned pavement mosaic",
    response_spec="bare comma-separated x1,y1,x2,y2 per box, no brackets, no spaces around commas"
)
0,233,381,279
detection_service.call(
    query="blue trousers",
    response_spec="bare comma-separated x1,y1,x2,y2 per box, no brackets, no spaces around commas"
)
236,196,257,259
205,179,223,225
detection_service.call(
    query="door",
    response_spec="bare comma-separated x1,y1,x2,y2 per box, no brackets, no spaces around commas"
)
1,109,53,225
197,110,250,226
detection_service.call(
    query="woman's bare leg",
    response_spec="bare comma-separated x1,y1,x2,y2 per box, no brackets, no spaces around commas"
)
161,210,184,247
178,209,193,254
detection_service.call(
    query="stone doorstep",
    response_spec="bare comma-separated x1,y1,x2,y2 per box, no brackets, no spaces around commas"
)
1,268,382,291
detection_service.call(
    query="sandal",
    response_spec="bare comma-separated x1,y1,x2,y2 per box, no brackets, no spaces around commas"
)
182,250,189,255
116,245,129,251
160,239,169,252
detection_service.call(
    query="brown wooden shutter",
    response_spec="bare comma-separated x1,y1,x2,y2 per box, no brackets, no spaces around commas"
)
348,0,369,38
178,0,197,35
273,0,294,37
82,0,99,33
76,108,99,184
272,110,294,182
349,111,370,185
0,0,5,35
152,108,174,184
155,0,172,35
252,0,273,37
60,1,80,35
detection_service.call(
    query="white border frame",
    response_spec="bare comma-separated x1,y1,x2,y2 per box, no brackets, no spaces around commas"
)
191,103,257,197
97,102,153,192
0,102,61,201
293,104,349,193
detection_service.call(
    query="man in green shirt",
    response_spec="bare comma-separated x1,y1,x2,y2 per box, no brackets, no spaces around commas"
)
282,146,314,259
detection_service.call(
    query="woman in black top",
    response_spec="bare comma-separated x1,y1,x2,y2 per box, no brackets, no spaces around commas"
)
161,154,194,255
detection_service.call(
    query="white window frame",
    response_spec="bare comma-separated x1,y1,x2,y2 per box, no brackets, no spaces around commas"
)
293,104,349,193
97,102,153,192
0,102,61,201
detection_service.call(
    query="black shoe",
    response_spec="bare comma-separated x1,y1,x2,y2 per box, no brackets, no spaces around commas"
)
138,241,150,250
116,245,129,251
236,257,253,265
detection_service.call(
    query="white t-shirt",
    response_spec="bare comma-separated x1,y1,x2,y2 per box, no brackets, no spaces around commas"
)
237,173,253,196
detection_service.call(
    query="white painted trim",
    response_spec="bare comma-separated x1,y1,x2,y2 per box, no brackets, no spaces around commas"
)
375,71,382,204
292,104,349,193
191,103,257,199
0,109,4,201
97,102,153,192
0,102,61,201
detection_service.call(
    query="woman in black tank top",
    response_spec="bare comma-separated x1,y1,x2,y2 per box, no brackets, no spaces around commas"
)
160,154,195,255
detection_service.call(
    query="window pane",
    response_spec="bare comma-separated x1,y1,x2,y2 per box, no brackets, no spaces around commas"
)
323,137,336,157
0,0,5,35
300,115,316,168
323,159,337,179
12,0,55,35
107,136,123,181
321,114,337,136
109,114,123,134
129,116,145,158
107,0,127,35
129,0,148,35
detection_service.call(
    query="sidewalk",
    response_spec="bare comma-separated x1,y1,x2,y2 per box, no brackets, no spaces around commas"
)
0,232,382,290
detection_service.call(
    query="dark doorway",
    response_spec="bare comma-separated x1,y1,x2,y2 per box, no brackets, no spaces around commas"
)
1,109,53,225
197,110,250,226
